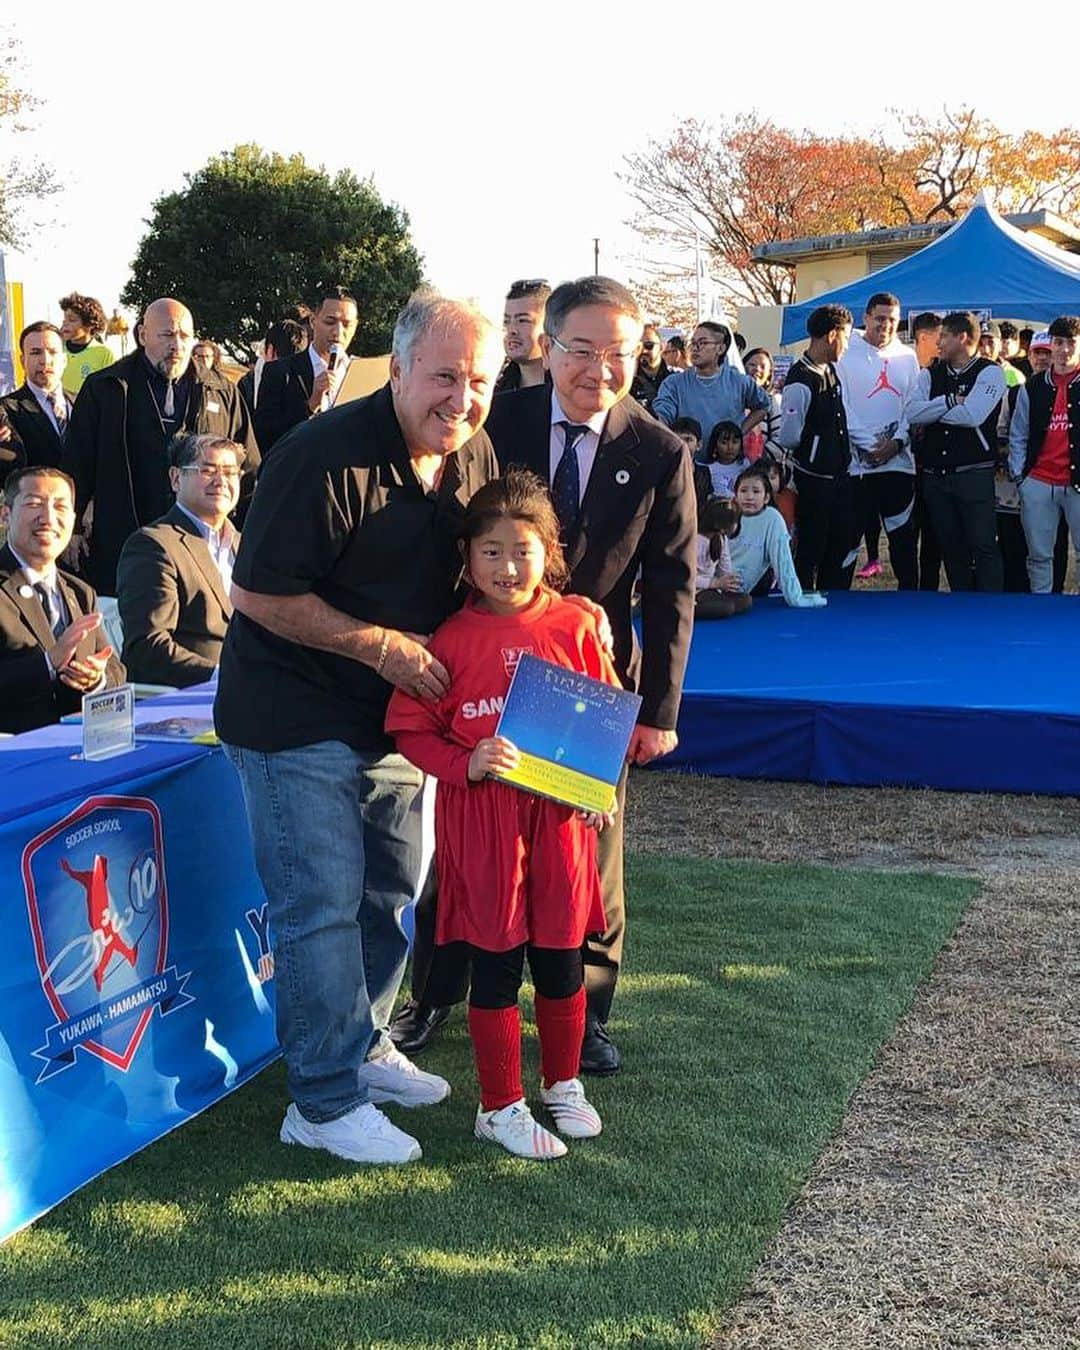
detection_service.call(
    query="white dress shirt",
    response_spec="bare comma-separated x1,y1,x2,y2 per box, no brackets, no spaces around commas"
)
548,394,608,504
176,503,237,597
27,380,69,437
309,345,350,413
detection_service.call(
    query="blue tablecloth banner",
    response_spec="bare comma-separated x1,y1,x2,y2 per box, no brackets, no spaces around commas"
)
0,743,278,1241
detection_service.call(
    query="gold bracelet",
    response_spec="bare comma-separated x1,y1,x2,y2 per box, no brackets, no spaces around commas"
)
375,628,391,676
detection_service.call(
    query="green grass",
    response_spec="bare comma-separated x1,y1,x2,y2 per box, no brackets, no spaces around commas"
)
0,857,977,1350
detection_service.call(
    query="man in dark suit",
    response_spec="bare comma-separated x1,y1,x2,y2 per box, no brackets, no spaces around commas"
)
63,297,258,597
254,287,358,456
395,276,697,1074
116,433,244,688
0,323,71,471
238,318,308,420
1,465,125,735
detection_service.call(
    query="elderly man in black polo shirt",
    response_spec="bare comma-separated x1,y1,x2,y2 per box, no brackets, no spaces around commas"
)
215,293,504,1166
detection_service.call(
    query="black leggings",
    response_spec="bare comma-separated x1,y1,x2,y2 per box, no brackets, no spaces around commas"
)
455,943,583,1010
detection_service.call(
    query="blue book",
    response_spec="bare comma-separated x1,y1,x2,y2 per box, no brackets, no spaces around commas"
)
492,654,641,812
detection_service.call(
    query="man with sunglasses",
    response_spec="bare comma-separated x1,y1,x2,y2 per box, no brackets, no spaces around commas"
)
401,276,696,1076
653,320,769,448
629,323,672,411
116,433,245,687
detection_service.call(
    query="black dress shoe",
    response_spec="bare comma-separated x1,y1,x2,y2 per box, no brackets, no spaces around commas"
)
389,1000,453,1055
580,1019,621,1076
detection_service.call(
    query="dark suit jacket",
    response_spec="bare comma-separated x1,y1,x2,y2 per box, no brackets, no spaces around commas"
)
254,350,315,456
485,387,697,730
237,368,256,418
63,351,259,596
116,504,235,688
0,543,126,734
0,383,69,470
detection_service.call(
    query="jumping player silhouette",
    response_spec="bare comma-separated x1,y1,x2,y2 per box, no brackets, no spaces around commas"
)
867,361,902,399
60,855,138,991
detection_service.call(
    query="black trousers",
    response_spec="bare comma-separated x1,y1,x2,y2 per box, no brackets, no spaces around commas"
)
921,469,1003,592
855,473,917,589
794,472,859,591
466,943,582,1009
997,511,1030,593
412,766,630,1025
914,475,943,591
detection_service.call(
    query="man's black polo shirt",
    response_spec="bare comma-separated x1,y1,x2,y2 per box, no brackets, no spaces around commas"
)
214,384,497,753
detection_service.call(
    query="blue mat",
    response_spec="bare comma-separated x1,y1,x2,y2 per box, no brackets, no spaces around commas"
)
658,592,1080,795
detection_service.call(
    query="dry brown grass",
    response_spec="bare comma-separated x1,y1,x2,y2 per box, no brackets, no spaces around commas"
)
624,770,1080,1350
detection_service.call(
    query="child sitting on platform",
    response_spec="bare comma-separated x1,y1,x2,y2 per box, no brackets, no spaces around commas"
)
671,417,703,459
762,453,797,540
702,421,750,499
728,465,826,609
696,497,752,619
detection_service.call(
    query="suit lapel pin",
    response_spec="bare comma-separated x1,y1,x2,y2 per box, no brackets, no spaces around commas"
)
615,469,631,485
18,583,34,598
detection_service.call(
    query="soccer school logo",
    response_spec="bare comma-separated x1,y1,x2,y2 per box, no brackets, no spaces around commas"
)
21,795,194,1082
501,646,534,678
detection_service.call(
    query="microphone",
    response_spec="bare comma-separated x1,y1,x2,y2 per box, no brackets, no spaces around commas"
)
328,343,341,373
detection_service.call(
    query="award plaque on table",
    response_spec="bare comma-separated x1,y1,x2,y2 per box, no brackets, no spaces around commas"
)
491,654,642,813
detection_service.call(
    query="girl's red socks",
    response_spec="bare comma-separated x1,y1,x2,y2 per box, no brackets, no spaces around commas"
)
534,985,585,1088
468,1005,523,1110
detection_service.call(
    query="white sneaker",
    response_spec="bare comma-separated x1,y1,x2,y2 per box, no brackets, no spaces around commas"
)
359,1045,451,1108
474,1099,567,1160
540,1078,603,1138
280,1101,421,1164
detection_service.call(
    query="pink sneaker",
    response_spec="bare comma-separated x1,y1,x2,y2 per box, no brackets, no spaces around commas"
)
856,560,882,579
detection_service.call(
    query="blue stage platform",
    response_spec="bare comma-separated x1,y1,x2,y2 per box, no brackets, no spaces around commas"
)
658,592,1080,796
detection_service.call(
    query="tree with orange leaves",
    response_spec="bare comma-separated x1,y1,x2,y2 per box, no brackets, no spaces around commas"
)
623,108,1080,316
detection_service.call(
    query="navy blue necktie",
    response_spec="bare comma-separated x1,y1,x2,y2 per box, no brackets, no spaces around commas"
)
553,422,589,540
33,582,64,638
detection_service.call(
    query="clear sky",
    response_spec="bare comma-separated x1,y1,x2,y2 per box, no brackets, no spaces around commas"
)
5,5,1078,332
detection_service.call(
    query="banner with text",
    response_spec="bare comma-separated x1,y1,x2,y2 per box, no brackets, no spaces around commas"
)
0,751,278,1241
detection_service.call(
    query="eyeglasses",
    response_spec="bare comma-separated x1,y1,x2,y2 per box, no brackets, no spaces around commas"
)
548,334,641,366
181,463,241,481
688,338,720,350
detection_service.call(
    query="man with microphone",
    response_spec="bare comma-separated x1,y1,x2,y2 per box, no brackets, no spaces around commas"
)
255,287,359,455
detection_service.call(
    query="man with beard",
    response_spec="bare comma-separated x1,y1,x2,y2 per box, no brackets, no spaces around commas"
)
64,297,257,594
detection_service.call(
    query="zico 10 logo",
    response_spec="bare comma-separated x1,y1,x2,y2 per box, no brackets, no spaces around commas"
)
21,795,193,1082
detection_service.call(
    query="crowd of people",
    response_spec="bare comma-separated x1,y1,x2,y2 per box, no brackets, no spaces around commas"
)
1,270,1077,1168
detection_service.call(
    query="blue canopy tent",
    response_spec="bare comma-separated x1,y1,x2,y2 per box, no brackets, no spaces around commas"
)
779,193,1080,345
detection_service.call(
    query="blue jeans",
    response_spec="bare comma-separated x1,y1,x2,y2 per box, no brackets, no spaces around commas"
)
225,740,424,1122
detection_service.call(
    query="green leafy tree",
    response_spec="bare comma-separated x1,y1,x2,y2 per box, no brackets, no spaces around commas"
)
121,144,424,361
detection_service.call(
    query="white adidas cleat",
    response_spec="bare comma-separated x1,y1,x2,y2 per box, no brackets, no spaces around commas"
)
474,1099,567,1160
539,1077,603,1138
359,1045,451,1108
280,1101,421,1164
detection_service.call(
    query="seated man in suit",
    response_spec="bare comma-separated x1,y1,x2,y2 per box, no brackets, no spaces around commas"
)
0,322,71,470
254,287,358,455
116,433,243,687
0,465,124,734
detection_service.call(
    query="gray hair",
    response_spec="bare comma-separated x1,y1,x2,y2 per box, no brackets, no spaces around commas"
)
391,289,497,370
167,432,246,472
543,276,643,339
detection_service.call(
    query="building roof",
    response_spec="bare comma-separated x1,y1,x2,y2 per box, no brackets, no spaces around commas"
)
754,210,1080,265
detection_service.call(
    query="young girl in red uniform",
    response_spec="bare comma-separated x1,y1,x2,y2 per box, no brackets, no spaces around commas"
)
385,470,619,1161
